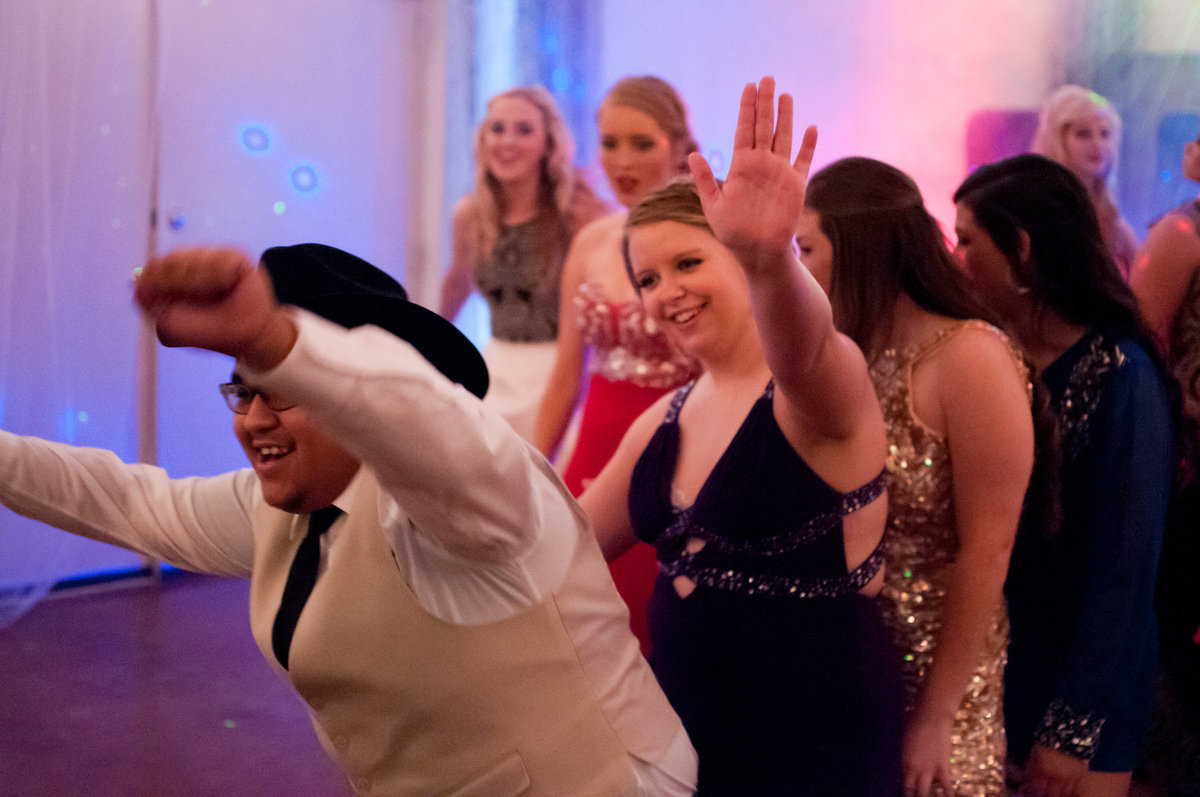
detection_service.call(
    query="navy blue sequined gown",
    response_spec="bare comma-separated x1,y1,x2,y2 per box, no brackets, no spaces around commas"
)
629,381,904,795
1005,331,1172,771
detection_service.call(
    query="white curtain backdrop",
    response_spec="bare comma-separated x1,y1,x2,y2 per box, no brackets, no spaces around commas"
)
0,1,156,627
0,0,454,629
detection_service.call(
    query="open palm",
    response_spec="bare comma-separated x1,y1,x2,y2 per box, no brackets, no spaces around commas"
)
689,76,817,270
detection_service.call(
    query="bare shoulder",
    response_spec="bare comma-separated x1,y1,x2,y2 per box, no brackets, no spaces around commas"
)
928,321,1030,405
451,194,477,229
937,321,1023,368
1145,211,1200,258
566,211,633,287
575,210,627,248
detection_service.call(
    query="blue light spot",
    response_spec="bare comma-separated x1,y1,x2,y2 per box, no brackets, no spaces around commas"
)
77,411,89,425
273,201,286,215
239,125,271,153
290,166,318,192
1162,169,1173,183
551,67,570,92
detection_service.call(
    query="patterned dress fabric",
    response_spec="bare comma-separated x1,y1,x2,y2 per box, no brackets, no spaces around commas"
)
474,214,572,440
871,320,1025,795
474,215,569,344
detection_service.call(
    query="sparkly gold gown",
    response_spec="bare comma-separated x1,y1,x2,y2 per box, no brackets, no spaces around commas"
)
871,321,1020,795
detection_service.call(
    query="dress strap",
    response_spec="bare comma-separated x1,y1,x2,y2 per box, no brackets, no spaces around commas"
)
663,379,698,424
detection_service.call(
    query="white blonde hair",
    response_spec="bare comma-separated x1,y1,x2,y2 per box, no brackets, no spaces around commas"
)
1031,84,1123,188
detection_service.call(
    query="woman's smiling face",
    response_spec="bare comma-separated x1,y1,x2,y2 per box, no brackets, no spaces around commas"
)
626,220,750,358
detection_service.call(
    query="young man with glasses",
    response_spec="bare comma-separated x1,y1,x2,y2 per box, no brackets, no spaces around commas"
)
0,243,696,796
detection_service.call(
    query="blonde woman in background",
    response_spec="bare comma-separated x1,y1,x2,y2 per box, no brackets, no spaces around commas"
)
441,86,607,441
1032,84,1140,279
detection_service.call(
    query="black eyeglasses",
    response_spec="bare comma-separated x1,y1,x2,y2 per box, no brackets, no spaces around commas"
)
219,383,296,414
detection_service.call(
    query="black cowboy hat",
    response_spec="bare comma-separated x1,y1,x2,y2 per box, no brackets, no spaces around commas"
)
260,243,488,399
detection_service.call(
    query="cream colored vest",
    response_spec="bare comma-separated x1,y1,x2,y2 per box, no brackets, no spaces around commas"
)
246,471,679,795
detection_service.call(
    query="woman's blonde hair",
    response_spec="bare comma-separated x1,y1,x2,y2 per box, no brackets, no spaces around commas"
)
470,85,600,258
603,76,698,174
1030,85,1132,267
1031,84,1123,187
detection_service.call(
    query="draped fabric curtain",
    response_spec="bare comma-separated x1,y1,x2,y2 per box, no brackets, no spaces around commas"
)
0,1,156,628
0,0,594,630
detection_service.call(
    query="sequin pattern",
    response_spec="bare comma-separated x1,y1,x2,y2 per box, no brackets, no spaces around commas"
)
871,321,1021,795
1034,698,1106,760
1059,334,1124,464
574,280,697,389
658,472,887,598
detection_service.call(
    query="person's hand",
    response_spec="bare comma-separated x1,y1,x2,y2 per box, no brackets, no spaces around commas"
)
902,713,956,796
1021,743,1088,797
689,76,817,273
135,246,295,368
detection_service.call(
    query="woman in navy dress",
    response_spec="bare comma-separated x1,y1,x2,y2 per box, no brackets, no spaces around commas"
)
580,78,904,795
954,154,1174,797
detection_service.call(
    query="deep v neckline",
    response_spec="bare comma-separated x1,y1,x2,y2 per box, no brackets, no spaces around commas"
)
667,380,774,513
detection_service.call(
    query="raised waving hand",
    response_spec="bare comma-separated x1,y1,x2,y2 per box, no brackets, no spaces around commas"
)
689,76,817,272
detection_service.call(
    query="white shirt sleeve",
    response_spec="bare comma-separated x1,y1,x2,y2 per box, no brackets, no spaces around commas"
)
241,310,579,624
0,431,259,577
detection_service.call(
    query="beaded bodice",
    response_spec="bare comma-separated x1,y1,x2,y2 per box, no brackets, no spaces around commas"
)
629,380,886,599
871,320,1024,795
475,215,568,343
573,280,696,389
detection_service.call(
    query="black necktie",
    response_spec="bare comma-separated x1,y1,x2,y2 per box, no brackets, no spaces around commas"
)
272,505,342,670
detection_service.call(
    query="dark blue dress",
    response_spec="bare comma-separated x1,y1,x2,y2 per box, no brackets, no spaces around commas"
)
629,381,904,795
1005,331,1173,771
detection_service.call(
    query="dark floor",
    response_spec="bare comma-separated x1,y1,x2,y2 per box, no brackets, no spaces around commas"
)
0,570,350,796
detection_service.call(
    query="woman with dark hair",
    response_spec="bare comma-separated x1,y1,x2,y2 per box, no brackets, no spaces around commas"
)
799,157,1034,795
954,153,1173,797
581,79,904,795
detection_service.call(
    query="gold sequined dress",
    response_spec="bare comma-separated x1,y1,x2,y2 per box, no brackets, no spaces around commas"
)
871,321,1015,795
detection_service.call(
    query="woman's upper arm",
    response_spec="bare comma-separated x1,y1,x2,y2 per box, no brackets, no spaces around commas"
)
440,196,480,320
578,393,668,561
532,219,602,455
938,327,1034,558
1131,213,1200,347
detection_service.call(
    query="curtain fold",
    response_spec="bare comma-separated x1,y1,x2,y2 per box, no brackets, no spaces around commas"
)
0,0,155,627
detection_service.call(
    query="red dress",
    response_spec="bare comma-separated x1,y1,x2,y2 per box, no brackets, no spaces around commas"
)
562,281,697,654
